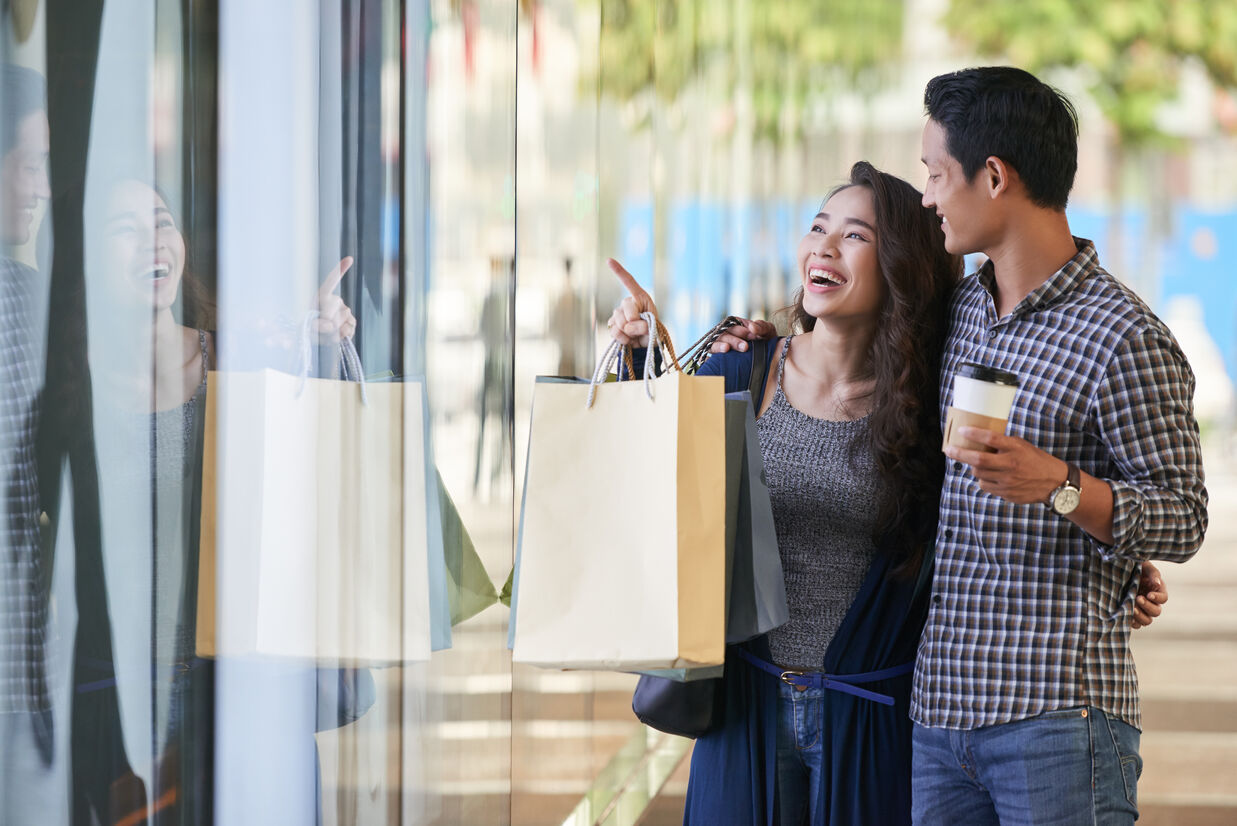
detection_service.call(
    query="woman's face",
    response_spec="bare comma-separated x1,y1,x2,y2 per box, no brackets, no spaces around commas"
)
796,185,885,327
102,180,186,312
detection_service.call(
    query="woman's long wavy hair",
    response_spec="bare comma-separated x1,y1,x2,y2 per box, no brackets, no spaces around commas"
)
783,161,961,576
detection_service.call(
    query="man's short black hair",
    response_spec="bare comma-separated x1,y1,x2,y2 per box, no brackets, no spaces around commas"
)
924,66,1078,211
1,63,47,156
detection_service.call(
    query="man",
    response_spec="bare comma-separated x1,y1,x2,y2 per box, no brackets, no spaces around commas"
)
912,66,1206,824
0,60,54,817
713,66,1197,824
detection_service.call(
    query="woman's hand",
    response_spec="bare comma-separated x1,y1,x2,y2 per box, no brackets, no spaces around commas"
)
708,316,778,354
1131,561,1168,629
316,256,358,341
605,258,658,348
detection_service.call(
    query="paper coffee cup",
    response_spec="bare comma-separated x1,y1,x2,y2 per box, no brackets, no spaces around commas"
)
942,363,1019,452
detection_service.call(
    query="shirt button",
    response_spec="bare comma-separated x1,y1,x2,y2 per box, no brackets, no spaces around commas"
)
953,462,963,472
988,329,997,339
932,594,942,604
943,528,954,540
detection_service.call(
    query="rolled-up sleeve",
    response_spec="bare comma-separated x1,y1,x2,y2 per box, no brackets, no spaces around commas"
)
1095,324,1208,561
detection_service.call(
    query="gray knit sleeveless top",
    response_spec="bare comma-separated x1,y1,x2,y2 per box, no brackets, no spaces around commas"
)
149,330,209,660
101,330,208,747
757,336,881,670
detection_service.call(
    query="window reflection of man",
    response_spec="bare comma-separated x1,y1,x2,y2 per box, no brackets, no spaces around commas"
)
1,105,49,246
0,61,55,822
1,85,49,245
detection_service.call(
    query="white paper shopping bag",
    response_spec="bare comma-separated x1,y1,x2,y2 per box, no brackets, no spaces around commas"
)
512,367,727,672
197,364,443,663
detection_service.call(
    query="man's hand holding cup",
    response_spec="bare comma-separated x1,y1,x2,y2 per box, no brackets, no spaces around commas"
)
942,363,1072,507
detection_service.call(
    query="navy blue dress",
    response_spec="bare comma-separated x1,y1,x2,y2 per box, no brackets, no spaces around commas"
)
681,348,932,826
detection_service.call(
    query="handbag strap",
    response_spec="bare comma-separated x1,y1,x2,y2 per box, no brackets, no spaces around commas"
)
674,317,774,402
297,310,368,405
747,336,771,402
678,315,746,374
338,336,368,405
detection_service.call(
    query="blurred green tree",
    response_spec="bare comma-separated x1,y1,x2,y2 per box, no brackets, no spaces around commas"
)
594,0,903,140
942,0,1237,278
945,0,1237,146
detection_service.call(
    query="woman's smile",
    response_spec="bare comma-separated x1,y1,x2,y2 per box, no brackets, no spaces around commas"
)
806,263,847,292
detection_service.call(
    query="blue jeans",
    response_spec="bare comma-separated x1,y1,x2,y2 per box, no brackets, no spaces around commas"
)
776,680,826,826
911,707,1142,825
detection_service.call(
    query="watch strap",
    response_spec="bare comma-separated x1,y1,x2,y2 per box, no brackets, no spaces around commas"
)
1046,462,1082,510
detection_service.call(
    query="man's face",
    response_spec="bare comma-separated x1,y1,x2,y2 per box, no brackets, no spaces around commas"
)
920,119,992,257
1,110,50,246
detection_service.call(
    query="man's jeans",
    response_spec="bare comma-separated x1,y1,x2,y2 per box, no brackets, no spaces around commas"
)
912,707,1142,825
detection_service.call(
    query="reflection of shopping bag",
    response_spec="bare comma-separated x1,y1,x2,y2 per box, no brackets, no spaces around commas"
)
511,331,727,671
436,469,500,625
197,346,450,663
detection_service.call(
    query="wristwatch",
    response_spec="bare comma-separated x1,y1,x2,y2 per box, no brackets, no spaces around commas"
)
1046,463,1082,515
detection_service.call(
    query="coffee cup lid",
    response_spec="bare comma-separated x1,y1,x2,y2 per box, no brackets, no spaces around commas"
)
957,362,1019,386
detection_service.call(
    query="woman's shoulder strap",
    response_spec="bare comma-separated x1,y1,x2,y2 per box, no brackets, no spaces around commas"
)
747,337,774,398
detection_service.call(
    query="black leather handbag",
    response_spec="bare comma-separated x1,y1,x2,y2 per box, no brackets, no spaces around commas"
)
631,671,723,738
630,334,772,739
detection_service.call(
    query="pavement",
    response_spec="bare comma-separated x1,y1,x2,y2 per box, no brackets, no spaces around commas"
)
1131,443,1237,825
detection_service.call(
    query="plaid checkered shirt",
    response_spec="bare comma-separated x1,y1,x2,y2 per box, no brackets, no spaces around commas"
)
1,256,48,713
910,238,1208,731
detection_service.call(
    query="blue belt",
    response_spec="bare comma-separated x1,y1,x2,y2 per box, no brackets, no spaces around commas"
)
737,648,913,706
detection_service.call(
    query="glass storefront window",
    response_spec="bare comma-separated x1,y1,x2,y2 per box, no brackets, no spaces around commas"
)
2,1,1235,824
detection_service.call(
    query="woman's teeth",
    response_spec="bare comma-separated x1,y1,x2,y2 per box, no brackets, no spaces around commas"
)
144,264,170,280
808,268,843,286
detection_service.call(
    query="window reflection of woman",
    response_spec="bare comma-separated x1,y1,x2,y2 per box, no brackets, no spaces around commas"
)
98,180,213,408
78,178,356,824
95,179,354,411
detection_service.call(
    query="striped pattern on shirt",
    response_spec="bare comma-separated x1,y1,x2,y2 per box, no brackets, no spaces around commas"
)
1,256,48,713
911,238,1208,731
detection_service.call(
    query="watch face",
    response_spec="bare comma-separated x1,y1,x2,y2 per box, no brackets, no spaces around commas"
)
1053,487,1081,514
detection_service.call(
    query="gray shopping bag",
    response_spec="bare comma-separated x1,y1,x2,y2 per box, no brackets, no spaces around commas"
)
724,390,787,643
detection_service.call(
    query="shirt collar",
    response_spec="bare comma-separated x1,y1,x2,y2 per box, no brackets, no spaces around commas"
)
976,237,1098,317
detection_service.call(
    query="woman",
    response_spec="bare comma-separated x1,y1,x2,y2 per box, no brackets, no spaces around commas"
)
71,177,359,823
610,161,957,824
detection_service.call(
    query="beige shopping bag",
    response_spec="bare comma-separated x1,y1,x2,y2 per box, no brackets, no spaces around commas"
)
196,365,437,663
511,362,727,671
